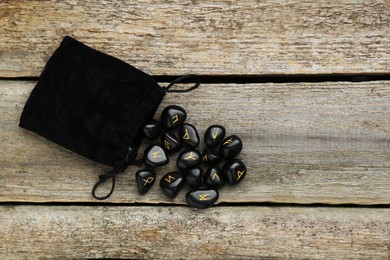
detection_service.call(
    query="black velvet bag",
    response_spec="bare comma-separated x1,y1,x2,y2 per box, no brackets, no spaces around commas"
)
19,36,199,200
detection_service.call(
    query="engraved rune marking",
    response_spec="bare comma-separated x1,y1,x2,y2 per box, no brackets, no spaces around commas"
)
183,129,190,140
212,129,219,139
212,172,220,180
184,152,196,160
143,177,154,186
164,139,171,150
199,193,211,201
165,175,175,183
172,114,179,124
237,170,245,180
202,154,208,161
223,138,234,145
152,151,162,158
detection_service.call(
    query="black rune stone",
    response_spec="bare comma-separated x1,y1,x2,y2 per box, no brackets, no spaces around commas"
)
161,130,181,153
143,119,162,141
177,149,201,170
202,146,222,165
180,123,200,148
136,169,156,195
185,166,204,188
204,125,226,147
144,145,169,168
220,135,243,159
204,165,225,188
160,172,185,199
186,188,219,209
223,159,247,185
161,105,186,129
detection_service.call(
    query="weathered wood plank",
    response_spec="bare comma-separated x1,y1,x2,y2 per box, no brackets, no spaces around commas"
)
1,80,389,204
0,0,389,77
0,206,388,259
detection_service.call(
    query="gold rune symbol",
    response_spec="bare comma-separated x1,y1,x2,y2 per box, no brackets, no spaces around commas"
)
212,129,219,139
184,152,197,160
172,114,179,124
237,170,245,180
183,129,190,140
198,193,211,201
143,177,154,186
212,172,220,180
152,151,162,158
202,154,208,162
165,175,175,183
223,138,234,145
164,139,171,150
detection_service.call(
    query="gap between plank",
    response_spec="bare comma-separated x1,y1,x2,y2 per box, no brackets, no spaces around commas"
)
1,73,390,84
0,201,388,209
156,74,390,84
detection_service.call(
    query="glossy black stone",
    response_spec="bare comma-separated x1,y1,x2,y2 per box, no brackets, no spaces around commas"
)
202,147,221,165
220,135,243,159
161,130,181,153
161,105,186,129
204,165,225,188
223,159,247,185
177,149,201,170
186,188,219,209
185,166,203,188
144,145,169,168
204,125,226,147
160,172,185,199
135,169,156,195
124,146,138,163
180,123,200,148
143,119,162,140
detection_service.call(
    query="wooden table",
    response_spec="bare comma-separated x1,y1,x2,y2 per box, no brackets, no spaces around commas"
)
1,1,389,259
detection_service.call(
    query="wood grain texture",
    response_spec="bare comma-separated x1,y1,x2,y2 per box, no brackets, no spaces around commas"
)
0,206,389,259
0,0,389,77
1,80,389,204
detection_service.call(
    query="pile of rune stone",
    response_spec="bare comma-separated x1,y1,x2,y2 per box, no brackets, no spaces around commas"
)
136,105,246,209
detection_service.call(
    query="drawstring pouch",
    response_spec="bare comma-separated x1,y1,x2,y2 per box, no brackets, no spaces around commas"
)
19,36,199,200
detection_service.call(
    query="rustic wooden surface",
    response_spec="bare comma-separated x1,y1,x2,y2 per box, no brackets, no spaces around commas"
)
1,80,389,204
1,0,389,259
0,0,389,77
1,206,389,259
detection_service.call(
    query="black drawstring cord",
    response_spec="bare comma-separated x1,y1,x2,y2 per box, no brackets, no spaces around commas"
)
92,159,144,200
92,169,118,200
162,75,200,93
